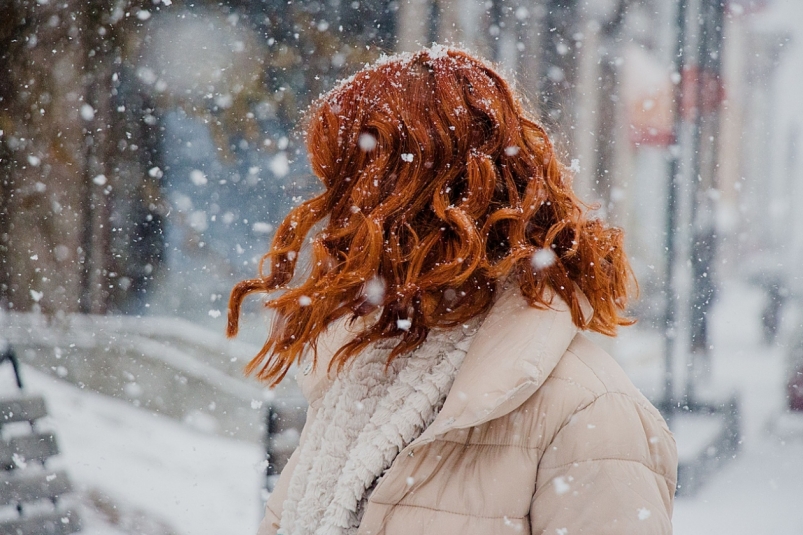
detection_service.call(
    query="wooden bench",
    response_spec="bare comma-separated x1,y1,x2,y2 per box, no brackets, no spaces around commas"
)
0,395,81,535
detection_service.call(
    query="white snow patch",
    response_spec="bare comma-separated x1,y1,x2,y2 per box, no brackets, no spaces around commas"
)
298,295,312,306
208,309,221,318
0,367,263,535
359,132,377,151
552,476,570,495
531,248,557,270
30,289,43,302
503,515,523,531
189,169,208,186
80,103,95,121
12,452,27,469
363,277,386,305
214,94,233,109
401,153,414,163
252,222,274,234
637,508,651,521
123,382,143,398
92,174,107,186
188,210,207,232
269,152,289,178
396,319,412,331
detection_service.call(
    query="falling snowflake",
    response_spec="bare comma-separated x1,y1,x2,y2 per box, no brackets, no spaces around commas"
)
252,222,274,234
359,132,377,151
189,169,208,186
531,248,557,270
363,277,386,305
12,453,27,469
552,476,570,495
269,152,289,178
79,103,95,121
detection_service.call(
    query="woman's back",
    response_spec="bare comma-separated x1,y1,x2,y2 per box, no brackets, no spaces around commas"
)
226,45,677,535
259,287,676,534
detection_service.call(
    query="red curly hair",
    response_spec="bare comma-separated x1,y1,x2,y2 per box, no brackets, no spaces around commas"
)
228,46,635,385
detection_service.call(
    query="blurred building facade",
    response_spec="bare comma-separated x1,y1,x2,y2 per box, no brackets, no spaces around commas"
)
0,0,792,331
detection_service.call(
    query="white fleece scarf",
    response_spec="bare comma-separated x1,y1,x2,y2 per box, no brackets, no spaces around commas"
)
278,321,480,535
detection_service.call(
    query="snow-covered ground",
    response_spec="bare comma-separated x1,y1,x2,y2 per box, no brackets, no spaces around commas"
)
669,280,803,534
0,366,264,535
2,278,801,534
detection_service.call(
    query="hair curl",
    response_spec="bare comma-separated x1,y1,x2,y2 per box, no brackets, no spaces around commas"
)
228,46,635,386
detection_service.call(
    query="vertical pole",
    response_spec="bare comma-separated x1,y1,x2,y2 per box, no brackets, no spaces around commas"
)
663,0,689,423
685,0,709,405
687,0,726,402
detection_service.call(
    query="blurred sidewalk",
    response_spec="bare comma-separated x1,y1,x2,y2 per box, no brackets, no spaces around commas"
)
671,279,803,534
613,280,803,533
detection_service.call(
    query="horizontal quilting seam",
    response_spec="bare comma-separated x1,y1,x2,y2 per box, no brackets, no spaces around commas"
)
567,349,659,416
538,456,675,484
573,390,660,423
369,500,526,520
545,374,598,397
431,437,544,451
547,391,667,459
563,346,608,392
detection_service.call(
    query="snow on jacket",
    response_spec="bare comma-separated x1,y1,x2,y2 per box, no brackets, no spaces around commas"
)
257,287,678,535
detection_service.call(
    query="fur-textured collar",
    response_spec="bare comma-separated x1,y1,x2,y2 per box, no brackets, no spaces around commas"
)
282,319,480,535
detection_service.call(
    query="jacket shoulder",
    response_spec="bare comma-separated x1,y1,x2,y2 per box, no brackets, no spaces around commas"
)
527,333,677,533
529,331,677,484
547,332,664,416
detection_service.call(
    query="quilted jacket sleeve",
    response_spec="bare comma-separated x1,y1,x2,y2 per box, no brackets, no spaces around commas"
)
257,405,317,535
529,392,677,534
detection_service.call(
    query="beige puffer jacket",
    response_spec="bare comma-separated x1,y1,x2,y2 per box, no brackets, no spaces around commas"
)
258,288,677,535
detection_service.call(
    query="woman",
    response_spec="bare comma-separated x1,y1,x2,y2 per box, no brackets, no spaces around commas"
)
228,46,677,535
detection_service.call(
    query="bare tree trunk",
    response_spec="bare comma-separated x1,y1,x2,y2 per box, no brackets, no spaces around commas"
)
0,0,90,314
0,0,159,315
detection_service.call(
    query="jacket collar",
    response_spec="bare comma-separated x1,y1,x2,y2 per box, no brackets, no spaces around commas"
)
298,285,592,438
419,286,590,441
